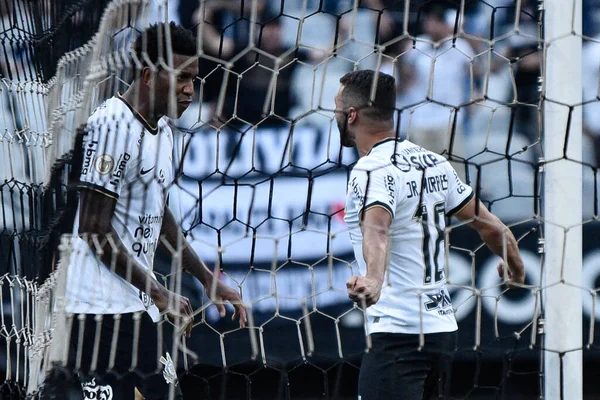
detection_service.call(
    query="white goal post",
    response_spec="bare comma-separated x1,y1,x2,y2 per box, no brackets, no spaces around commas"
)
543,0,583,399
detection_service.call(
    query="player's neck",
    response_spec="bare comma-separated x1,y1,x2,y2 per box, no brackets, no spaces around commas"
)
119,88,161,129
357,129,396,158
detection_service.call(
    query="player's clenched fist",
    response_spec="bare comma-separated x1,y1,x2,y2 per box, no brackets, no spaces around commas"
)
346,275,382,308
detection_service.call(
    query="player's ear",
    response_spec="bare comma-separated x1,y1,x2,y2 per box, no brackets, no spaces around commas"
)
347,107,358,124
141,66,152,86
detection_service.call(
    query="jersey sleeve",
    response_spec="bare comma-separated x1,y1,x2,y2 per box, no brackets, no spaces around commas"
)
445,164,474,217
78,111,137,200
348,161,399,218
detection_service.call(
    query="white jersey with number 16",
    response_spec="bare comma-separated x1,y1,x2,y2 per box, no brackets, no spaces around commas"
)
344,138,474,335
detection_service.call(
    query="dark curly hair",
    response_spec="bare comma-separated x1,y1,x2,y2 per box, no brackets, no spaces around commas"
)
133,21,196,68
339,69,396,121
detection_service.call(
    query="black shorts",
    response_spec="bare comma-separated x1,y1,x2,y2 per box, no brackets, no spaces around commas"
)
42,311,183,400
358,331,457,400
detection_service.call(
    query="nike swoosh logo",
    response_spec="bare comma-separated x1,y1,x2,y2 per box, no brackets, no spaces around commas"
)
140,166,155,175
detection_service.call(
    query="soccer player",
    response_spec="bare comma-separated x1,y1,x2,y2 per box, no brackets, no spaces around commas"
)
336,70,525,400
44,22,246,400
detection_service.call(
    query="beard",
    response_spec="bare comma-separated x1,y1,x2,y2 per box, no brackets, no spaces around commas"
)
336,116,355,147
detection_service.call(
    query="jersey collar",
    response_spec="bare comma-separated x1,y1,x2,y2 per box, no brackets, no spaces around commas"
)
116,92,159,135
366,137,402,156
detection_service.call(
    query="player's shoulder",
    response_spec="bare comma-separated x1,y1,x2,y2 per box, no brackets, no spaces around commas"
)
88,96,132,123
353,151,394,176
161,119,175,136
86,96,142,137
405,140,450,162
360,138,406,167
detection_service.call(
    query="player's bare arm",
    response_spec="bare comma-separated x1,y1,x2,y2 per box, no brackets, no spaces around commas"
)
454,197,525,284
159,207,247,328
77,189,193,327
346,206,392,307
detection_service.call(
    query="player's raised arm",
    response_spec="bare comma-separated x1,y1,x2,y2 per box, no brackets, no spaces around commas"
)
453,197,525,284
159,207,247,328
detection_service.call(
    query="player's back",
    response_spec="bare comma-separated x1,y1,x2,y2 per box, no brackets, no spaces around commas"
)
344,138,473,334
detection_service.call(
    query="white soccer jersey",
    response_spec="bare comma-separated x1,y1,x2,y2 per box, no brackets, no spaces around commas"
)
65,94,174,322
344,138,473,335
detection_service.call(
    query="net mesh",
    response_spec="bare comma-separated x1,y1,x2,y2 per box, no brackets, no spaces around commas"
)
0,0,597,399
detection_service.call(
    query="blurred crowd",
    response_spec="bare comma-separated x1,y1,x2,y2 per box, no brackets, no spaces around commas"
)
1,0,600,219
163,0,600,167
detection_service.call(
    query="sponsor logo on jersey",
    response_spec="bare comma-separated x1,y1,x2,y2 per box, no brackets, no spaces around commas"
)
424,289,453,314
81,377,113,400
140,166,155,175
452,170,467,194
94,154,114,175
384,175,395,205
158,169,166,184
139,290,155,309
82,140,99,175
108,152,131,187
350,176,364,207
391,152,439,173
132,236,158,257
132,214,162,257
138,214,164,225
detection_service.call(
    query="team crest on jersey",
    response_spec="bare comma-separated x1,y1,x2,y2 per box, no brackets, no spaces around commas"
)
81,377,113,400
94,154,114,175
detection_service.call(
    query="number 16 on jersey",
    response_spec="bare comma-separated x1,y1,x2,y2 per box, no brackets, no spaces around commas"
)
413,201,446,285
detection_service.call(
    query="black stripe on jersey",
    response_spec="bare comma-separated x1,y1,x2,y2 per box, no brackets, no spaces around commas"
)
77,182,119,200
447,191,474,217
360,201,394,218
116,93,159,135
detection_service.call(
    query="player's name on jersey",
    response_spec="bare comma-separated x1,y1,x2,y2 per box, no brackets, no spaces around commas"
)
406,174,449,198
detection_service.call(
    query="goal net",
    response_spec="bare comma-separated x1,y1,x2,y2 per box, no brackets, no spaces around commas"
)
0,0,595,398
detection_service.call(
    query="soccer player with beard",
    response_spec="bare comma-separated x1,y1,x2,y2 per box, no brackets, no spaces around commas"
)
336,70,525,400
44,22,246,400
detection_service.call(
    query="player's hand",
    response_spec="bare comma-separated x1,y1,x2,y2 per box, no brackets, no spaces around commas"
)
213,281,247,328
346,275,382,308
154,286,194,337
497,260,525,285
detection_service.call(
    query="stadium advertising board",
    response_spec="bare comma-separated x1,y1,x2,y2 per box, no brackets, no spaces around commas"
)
170,126,600,360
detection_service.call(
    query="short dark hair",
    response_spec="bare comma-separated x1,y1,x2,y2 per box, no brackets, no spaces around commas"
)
339,69,396,121
133,21,197,68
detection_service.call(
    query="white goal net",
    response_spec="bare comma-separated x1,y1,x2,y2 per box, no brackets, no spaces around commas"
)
0,0,596,399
